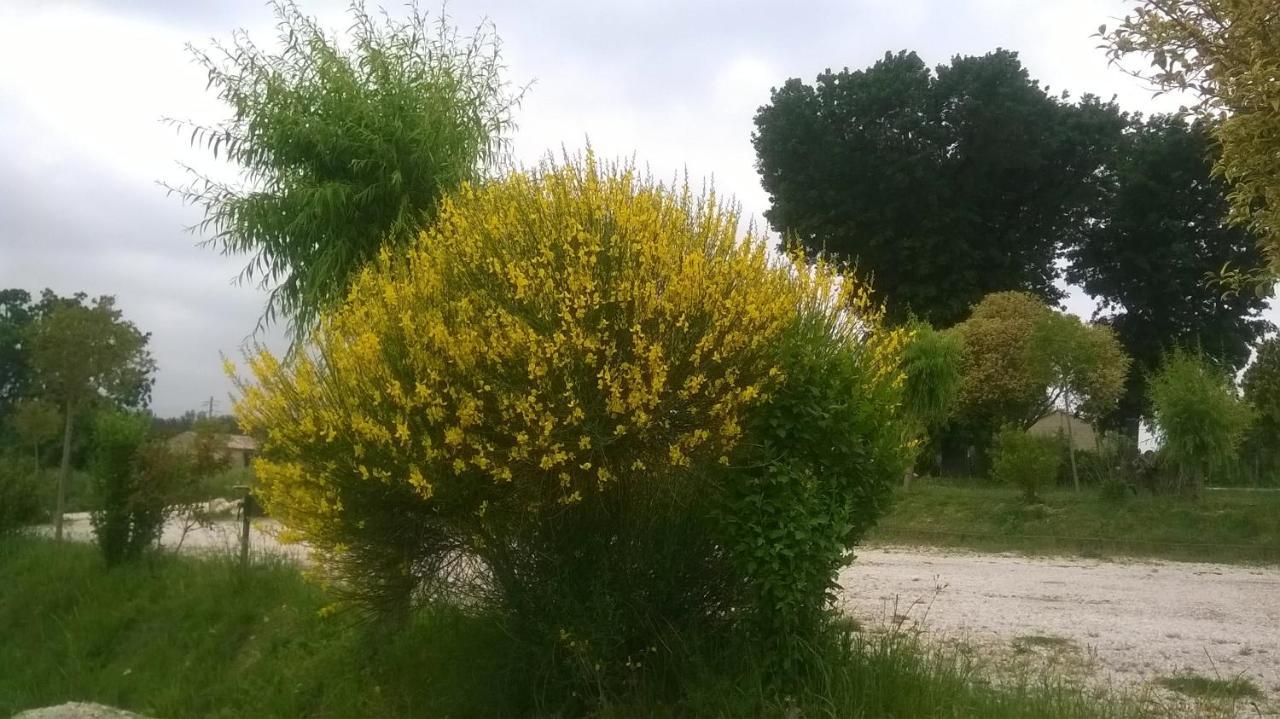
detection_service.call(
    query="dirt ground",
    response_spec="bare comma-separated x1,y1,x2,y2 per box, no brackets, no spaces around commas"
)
839,545,1280,715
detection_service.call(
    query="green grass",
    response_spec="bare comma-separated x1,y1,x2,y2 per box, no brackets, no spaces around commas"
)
1013,635,1077,652
1156,674,1263,701
871,480,1280,564
0,536,1151,718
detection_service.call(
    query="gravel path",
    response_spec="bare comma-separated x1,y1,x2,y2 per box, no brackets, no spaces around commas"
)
839,545,1280,712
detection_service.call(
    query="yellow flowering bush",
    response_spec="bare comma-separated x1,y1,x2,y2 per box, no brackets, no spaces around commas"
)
234,155,911,694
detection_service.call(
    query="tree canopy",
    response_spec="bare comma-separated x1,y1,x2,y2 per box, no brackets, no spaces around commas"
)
1066,115,1273,430
170,0,522,340
948,292,1130,437
949,292,1056,431
28,297,156,413
1103,0,1280,272
752,49,1124,324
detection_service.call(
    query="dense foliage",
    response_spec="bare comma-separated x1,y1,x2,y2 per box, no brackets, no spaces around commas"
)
0,289,35,422
1066,116,1272,431
1148,349,1251,492
1241,337,1280,481
752,49,1124,324
236,157,912,696
1103,0,1280,271
991,427,1063,502
7,398,60,472
947,293,1068,432
172,0,521,339
899,323,966,476
89,411,164,565
0,456,44,534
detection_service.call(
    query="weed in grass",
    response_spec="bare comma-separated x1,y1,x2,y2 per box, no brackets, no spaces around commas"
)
1156,674,1263,700
1013,635,1077,653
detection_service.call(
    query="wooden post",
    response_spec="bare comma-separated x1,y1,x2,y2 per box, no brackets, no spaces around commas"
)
238,486,252,567
55,399,74,542
1063,396,1080,493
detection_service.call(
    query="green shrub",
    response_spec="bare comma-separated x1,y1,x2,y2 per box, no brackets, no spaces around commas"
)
235,157,912,702
89,411,175,565
0,455,45,534
991,427,1062,502
1149,349,1251,493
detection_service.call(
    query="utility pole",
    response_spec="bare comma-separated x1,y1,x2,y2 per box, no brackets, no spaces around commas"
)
207,395,216,418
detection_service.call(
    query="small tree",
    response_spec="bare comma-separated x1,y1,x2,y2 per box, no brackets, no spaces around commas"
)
27,297,155,540
950,292,1056,431
1149,349,1251,493
89,410,153,565
899,323,965,484
171,0,522,340
8,398,61,476
991,425,1062,502
1029,314,1131,491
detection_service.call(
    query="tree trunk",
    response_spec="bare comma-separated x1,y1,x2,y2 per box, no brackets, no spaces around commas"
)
55,399,74,542
1063,393,1080,493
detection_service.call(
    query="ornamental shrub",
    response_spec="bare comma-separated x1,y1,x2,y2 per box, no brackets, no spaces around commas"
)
991,426,1061,502
235,156,911,699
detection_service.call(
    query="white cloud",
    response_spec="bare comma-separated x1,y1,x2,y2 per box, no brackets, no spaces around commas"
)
0,0,1272,417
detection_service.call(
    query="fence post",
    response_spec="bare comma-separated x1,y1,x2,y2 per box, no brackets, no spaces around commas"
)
235,485,254,567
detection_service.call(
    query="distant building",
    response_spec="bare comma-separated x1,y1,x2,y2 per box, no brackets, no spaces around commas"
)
166,431,259,468
1027,410,1097,452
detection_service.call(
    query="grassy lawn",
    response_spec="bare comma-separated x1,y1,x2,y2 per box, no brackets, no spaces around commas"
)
0,536,1151,718
871,480,1280,564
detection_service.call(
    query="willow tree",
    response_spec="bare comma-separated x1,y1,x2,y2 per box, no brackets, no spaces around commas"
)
1102,1,1280,273
899,323,965,484
169,1,522,340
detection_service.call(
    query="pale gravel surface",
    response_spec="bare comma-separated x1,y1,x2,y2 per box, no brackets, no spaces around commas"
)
41,512,306,561
839,545,1280,714
12,703,148,719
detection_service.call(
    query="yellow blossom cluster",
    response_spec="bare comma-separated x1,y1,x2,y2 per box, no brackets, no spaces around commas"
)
233,154,907,553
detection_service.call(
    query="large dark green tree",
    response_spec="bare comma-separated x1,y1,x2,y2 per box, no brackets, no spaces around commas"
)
0,289,35,420
752,49,1124,324
1066,116,1273,432
1,289,107,426
170,1,521,340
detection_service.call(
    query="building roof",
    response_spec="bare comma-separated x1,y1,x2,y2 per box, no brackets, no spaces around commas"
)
166,431,259,452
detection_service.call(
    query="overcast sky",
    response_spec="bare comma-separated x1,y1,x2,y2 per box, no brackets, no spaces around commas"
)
1,0,1274,417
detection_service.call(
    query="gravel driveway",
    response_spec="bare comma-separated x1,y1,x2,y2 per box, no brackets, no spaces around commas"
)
840,545,1280,714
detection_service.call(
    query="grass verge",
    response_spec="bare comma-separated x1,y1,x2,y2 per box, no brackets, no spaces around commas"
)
1156,674,1263,701
0,535,1150,718
871,481,1280,564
